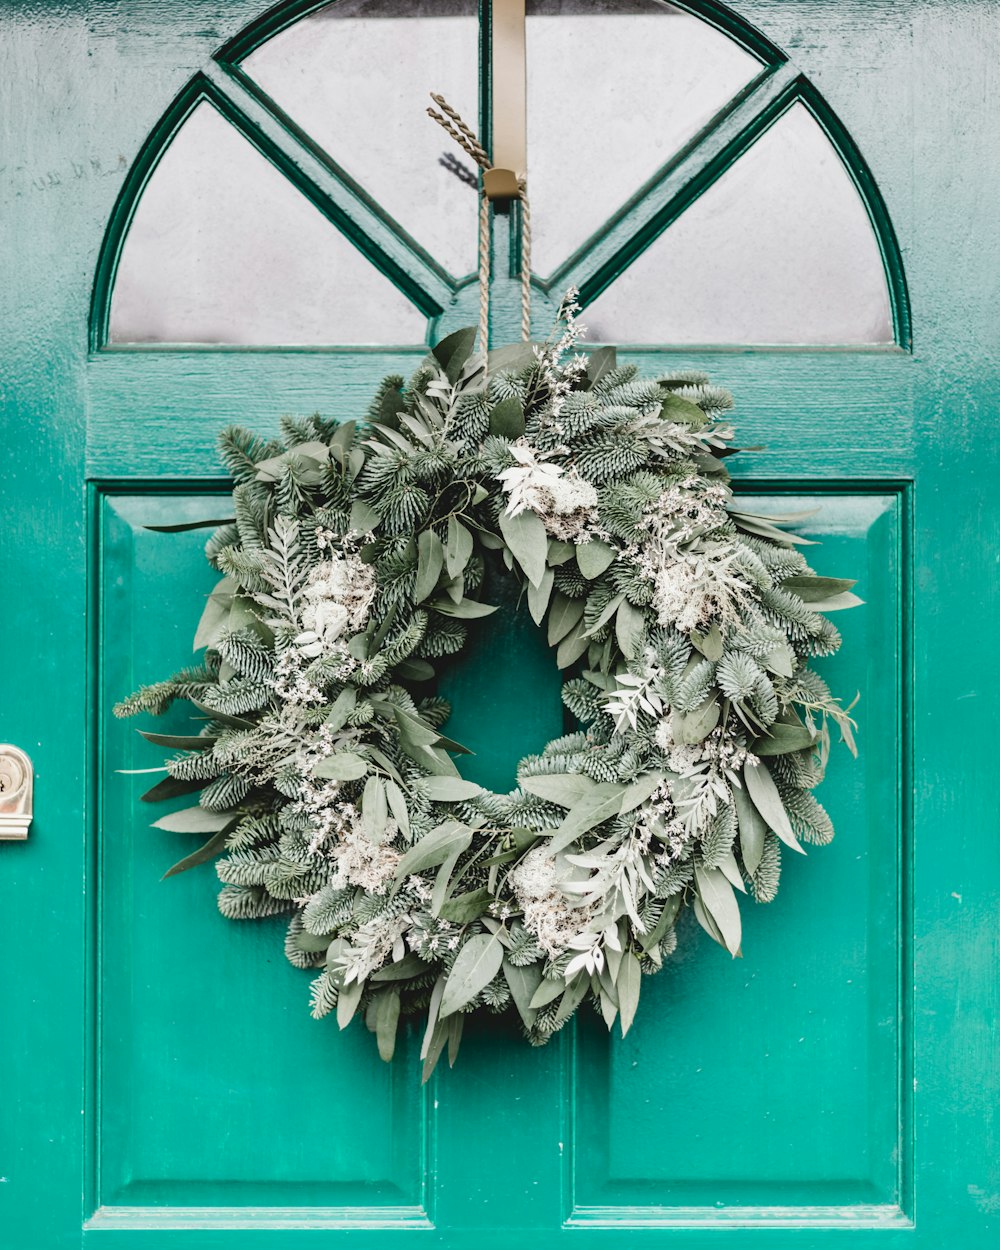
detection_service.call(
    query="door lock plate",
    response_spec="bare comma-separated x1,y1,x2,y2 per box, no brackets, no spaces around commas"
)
0,745,33,840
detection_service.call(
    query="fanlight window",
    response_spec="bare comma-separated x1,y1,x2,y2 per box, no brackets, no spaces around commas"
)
106,0,898,348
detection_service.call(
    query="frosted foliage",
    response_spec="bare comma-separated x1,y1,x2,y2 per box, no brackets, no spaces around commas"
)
585,104,894,345
110,103,426,346
243,0,479,277
526,0,760,275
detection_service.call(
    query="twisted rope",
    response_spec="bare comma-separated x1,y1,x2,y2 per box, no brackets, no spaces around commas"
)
427,93,532,353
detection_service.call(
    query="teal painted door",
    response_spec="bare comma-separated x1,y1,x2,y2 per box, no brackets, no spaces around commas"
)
2,2,997,1248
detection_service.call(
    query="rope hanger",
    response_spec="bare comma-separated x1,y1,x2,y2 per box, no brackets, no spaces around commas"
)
427,0,529,355
427,94,532,352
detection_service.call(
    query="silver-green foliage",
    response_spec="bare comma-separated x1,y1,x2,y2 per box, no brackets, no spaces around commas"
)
115,314,859,1076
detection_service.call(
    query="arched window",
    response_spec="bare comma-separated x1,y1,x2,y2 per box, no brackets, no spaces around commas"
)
98,0,907,349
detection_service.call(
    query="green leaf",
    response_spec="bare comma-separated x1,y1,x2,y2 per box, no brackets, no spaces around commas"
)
617,952,641,1036
529,976,566,1009
691,623,723,662
430,598,498,619
751,722,818,756
384,779,410,839
520,773,597,809
140,775,206,804
324,687,357,733
152,805,237,834
489,396,526,439
439,887,492,923
732,783,767,876
423,776,484,801
548,783,629,854
439,933,503,1018
809,591,865,612
556,621,590,669
672,695,721,745
145,517,235,533
445,516,474,580
620,771,665,813
743,760,804,854
139,731,217,751
576,538,615,579
372,953,430,981
349,499,380,533
336,978,364,1030
162,828,232,879
660,393,706,425
781,575,857,602
615,599,645,660
547,593,585,646
762,641,795,678
694,864,742,957
395,821,473,878
586,345,617,387
313,751,368,781
190,699,255,730
547,540,576,566
499,509,549,588
503,958,543,1030
415,530,444,603
362,775,388,842
193,577,236,652
374,989,401,1062
431,326,478,383
527,565,555,626
396,657,435,682
487,341,537,373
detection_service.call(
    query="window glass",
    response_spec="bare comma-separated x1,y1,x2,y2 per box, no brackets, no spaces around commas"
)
584,104,893,344
109,102,427,346
526,0,762,276
241,0,480,278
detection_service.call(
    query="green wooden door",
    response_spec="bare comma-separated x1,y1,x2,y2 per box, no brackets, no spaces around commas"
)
2,2,997,1247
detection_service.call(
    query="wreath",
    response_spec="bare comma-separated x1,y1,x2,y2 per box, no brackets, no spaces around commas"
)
116,299,859,1077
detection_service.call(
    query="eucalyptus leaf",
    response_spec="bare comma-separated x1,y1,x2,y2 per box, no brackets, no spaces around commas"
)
576,538,615,579
781,574,857,601
161,827,232,879
372,953,430,982
336,978,364,1030
547,783,629,854
439,933,503,1018
431,325,478,384
586,345,616,388
520,773,597,809
556,621,590,669
732,782,767,876
617,952,641,1037
489,396,526,439
139,731,216,751
752,722,818,756
694,864,742,957
415,530,444,603
499,509,548,588
152,805,238,834
361,775,387,842
313,751,368,781
527,565,555,626
446,516,474,580
423,776,484,801
430,598,498,619
744,760,804,854
547,593,585,646
324,687,357,733
140,774,206,804
385,778,410,839
439,887,492,923
374,989,401,1062
349,499,380,534
193,577,236,652
615,599,645,660
395,821,473,878
503,958,542,1030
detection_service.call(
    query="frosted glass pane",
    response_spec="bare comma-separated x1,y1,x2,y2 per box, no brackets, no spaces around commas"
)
526,0,761,276
584,104,893,345
110,103,427,346
242,0,479,278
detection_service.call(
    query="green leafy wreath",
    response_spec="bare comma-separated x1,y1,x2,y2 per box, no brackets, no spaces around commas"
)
116,300,859,1077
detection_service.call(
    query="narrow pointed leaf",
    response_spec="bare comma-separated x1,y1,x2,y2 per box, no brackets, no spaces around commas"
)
439,933,503,1018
